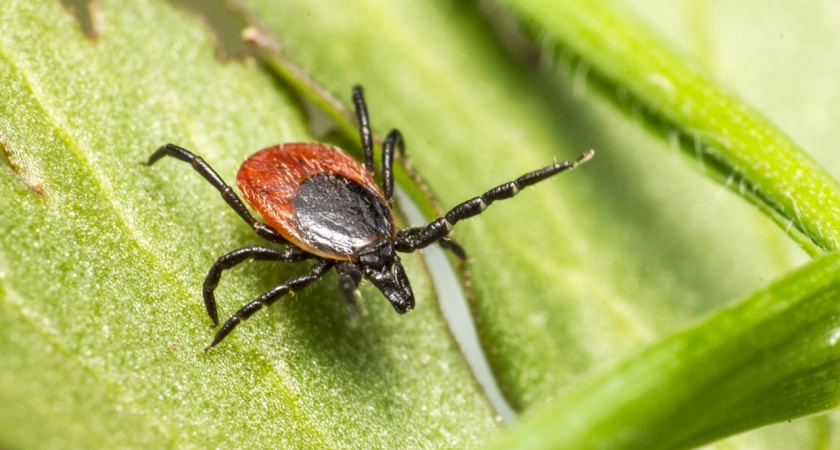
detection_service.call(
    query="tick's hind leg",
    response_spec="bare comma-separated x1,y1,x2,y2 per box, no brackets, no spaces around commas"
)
352,86,404,205
145,144,288,244
352,86,375,174
205,259,335,350
203,246,314,326
381,130,404,205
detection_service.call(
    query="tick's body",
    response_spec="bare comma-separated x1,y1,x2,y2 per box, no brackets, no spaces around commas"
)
238,143,395,260
145,86,593,350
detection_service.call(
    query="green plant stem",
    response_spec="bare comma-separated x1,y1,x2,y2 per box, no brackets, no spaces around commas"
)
492,250,840,449
498,0,840,256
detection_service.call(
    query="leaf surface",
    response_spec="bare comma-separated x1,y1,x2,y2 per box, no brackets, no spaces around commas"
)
234,0,804,410
234,0,840,447
0,1,496,448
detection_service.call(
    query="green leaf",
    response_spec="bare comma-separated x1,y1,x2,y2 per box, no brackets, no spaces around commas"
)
490,250,840,449
0,1,495,448
232,0,840,447
5,0,840,447
234,0,802,407
480,0,840,446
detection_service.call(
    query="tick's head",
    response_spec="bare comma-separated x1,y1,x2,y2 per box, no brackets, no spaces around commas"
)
357,240,396,271
361,247,414,314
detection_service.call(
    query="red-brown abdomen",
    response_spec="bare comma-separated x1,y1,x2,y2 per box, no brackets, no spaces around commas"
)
236,143,393,260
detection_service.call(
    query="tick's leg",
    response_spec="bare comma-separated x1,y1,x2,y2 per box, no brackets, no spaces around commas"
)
203,246,314,326
382,129,404,205
205,259,334,350
336,262,363,326
352,86,375,175
396,150,594,251
397,226,467,260
145,144,288,244
438,237,467,260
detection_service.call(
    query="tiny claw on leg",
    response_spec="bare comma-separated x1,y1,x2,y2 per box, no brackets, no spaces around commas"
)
203,334,223,353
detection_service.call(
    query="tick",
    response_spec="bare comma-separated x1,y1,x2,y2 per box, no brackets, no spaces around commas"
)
145,85,593,350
